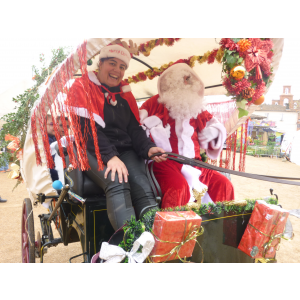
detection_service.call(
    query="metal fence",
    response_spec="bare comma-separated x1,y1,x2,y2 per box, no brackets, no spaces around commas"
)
246,146,281,157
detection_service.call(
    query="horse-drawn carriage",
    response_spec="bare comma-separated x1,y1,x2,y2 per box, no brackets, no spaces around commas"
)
21,38,295,263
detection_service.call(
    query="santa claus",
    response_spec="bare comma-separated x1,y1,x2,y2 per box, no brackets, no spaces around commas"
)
139,63,234,208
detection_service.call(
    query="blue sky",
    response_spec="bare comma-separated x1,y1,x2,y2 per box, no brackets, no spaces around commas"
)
1,38,299,104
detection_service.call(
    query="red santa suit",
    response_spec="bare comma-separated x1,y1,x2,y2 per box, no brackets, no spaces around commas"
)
139,63,234,208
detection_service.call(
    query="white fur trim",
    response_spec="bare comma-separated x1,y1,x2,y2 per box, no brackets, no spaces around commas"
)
93,114,105,128
150,125,172,152
142,116,172,151
198,117,226,160
139,109,148,123
70,106,105,128
180,165,207,203
98,44,131,69
88,71,101,86
201,192,214,205
165,124,171,139
121,85,131,93
65,79,75,89
49,141,65,185
181,165,202,187
143,115,163,129
175,119,195,158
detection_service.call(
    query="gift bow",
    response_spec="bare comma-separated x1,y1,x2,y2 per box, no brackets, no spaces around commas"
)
244,38,272,80
99,231,155,263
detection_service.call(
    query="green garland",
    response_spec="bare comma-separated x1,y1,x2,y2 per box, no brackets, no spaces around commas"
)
118,197,278,261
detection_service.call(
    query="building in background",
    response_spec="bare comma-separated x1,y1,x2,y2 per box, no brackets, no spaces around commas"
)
253,86,300,133
270,85,300,131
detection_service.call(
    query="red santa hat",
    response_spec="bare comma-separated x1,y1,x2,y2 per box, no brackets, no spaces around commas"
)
98,43,132,69
157,62,204,99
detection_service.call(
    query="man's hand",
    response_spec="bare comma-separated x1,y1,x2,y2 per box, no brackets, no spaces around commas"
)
148,147,167,163
105,156,129,184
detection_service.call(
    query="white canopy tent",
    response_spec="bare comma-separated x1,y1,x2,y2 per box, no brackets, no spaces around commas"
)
83,38,284,136
20,38,285,203
85,38,284,100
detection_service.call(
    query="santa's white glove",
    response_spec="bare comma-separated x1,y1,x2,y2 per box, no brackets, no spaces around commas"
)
198,127,219,150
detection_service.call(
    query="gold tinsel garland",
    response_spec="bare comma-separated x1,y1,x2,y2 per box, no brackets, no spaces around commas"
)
137,38,181,57
125,47,224,84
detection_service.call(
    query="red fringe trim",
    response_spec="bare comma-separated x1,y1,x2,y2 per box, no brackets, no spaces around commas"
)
38,93,54,169
31,40,105,172
31,111,42,166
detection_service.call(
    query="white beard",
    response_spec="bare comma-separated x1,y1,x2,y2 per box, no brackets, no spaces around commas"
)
158,69,206,120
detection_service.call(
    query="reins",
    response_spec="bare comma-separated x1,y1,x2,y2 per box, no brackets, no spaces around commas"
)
146,152,300,200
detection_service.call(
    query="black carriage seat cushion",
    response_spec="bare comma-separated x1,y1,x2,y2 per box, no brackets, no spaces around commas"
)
64,147,105,198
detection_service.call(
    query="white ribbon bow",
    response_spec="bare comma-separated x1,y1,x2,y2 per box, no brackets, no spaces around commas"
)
99,231,155,263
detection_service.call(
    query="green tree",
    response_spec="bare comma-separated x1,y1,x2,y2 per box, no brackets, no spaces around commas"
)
0,47,70,169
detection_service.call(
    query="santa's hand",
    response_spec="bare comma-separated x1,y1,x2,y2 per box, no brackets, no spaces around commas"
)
148,147,167,163
198,127,219,149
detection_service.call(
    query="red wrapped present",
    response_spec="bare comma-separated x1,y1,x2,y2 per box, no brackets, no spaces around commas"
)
149,211,202,263
238,200,289,259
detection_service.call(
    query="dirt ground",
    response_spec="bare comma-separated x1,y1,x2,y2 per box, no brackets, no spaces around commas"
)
0,155,299,263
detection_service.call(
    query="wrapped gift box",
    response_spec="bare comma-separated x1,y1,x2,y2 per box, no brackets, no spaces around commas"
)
149,211,202,263
238,200,289,259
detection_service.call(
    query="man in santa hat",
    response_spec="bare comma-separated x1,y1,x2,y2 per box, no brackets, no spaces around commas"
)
139,63,234,208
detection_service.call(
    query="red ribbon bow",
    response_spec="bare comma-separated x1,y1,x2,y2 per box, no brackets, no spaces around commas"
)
101,85,122,105
244,39,273,80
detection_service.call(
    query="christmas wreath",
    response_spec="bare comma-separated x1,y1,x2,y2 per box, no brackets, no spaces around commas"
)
221,38,274,117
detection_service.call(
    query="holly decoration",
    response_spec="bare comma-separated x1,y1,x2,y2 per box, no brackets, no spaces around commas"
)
221,38,273,118
118,197,278,262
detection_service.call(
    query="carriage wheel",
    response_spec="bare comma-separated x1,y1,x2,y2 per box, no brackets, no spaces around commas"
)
21,198,35,263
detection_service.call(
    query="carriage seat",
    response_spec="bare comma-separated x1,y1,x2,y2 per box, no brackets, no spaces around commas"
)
66,166,105,198
62,145,105,200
